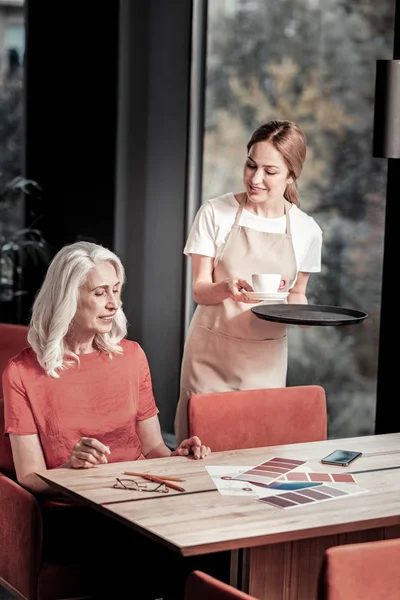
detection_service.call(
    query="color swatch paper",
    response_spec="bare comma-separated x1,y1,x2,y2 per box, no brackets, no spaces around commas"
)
259,482,368,509
265,481,323,492
277,471,357,483
232,457,307,488
205,466,263,497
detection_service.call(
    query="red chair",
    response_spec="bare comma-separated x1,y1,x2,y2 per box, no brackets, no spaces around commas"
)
318,538,400,600
0,323,90,600
188,385,327,451
0,323,29,371
185,570,258,600
0,323,29,476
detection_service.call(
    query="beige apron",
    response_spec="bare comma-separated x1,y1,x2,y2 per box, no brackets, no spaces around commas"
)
174,196,297,443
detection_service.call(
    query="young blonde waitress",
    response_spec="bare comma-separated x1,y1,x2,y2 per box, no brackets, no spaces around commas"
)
175,120,322,444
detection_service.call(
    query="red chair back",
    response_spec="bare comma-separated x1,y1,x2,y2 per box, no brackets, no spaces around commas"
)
188,385,327,451
185,571,257,600
0,323,29,475
0,323,29,396
319,538,400,600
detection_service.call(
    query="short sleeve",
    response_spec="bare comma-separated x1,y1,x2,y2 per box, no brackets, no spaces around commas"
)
136,345,159,421
183,201,217,257
300,221,323,273
2,359,38,434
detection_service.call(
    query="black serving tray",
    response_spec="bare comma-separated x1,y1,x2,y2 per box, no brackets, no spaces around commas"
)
251,304,368,326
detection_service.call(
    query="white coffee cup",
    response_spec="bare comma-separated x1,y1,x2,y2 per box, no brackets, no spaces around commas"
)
252,273,282,293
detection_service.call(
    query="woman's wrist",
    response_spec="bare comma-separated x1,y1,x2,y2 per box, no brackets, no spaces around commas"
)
145,443,173,459
288,291,307,304
193,281,229,305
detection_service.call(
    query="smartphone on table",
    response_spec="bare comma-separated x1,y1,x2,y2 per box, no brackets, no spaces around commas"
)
321,450,362,467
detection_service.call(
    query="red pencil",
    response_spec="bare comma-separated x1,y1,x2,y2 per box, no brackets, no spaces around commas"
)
123,471,186,492
123,471,185,483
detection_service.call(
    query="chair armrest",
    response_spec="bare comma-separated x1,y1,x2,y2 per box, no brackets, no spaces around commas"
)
0,472,43,599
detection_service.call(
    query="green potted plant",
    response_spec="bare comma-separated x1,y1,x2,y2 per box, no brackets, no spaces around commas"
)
0,176,54,323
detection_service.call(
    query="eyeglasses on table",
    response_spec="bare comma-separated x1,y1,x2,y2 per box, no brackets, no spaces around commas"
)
113,477,169,493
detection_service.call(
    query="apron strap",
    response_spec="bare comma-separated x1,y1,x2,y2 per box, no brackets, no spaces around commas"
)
215,195,292,267
215,194,246,267
234,193,247,225
284,200,292,235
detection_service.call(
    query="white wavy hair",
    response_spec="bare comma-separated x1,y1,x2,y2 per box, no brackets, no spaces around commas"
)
28,241,128,377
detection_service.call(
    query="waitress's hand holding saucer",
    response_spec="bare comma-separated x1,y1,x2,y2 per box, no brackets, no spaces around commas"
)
223,278,261,303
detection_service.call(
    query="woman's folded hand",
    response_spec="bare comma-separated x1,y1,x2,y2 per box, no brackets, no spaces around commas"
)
171,435,211,459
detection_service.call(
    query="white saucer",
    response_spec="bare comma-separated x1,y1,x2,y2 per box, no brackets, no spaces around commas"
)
243,291,289,301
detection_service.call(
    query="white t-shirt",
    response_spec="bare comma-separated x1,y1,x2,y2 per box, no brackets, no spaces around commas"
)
184,192,322,273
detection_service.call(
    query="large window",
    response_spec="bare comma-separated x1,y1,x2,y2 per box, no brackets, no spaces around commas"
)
202,0,395,438
0,0,25,237
0,0,25,318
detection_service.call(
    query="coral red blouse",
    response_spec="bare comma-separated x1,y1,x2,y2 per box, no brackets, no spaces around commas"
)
2,339,159,469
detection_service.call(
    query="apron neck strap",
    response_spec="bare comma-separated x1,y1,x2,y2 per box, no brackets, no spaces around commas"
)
233,194,247,226
214,195,245,268
215,195,292,269
284,200,292,235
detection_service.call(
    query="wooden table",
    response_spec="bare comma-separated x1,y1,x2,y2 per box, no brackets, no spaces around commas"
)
37,433,400,600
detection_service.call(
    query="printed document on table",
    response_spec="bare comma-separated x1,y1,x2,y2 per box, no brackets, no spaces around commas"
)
205,465,264,497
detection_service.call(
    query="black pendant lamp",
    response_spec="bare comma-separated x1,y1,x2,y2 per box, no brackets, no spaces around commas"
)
372,59,400,158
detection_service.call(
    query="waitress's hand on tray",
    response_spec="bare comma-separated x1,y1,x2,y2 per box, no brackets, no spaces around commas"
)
288,292,310,328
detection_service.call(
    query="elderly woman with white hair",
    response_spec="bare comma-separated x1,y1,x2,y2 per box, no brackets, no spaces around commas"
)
2,240,224,600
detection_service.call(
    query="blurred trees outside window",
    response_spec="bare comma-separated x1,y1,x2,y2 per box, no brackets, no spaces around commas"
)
0,1,52,325
0,0,25,240
203,0,395,438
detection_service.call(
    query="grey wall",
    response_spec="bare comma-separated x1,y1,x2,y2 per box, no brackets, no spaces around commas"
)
115,0,193,435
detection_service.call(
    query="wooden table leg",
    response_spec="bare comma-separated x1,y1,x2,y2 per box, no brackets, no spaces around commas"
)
230,550,239,587
243,525,400,600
